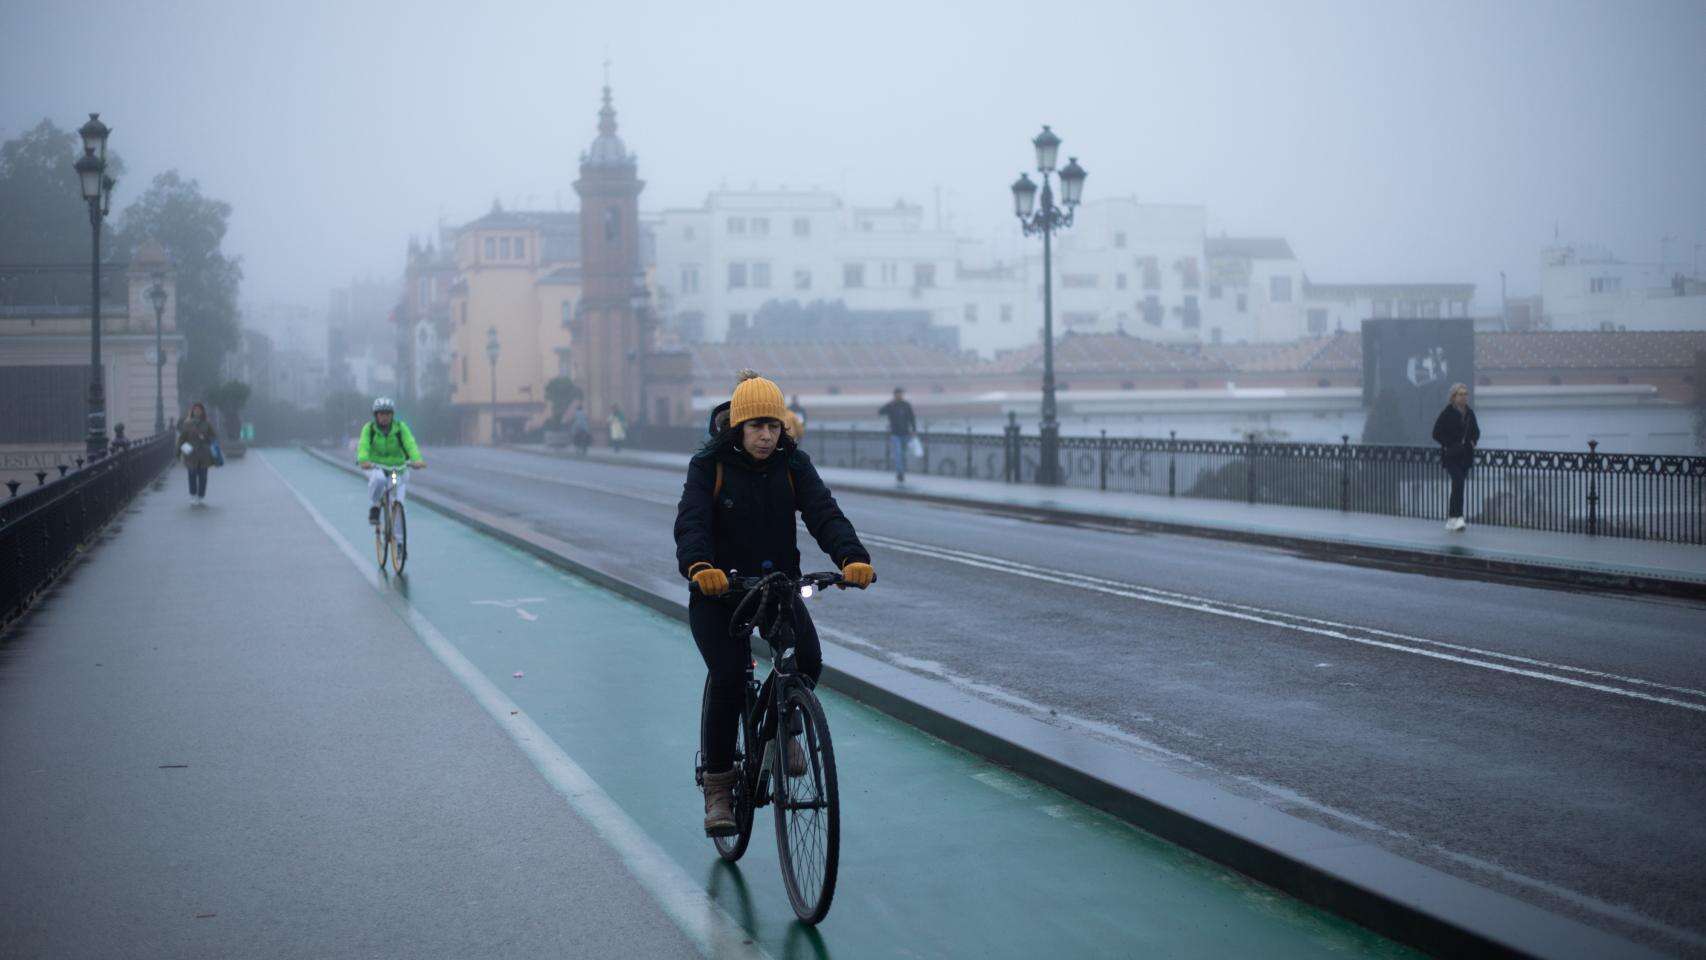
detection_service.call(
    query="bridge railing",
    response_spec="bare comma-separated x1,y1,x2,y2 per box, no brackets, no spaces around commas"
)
801,425,1706,546
1,435,175,628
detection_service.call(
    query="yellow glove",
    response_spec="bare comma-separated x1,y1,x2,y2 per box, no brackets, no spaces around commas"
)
689,564,729,596
841,561,875,588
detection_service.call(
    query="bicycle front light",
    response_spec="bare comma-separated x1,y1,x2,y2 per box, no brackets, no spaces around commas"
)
799,584,816,600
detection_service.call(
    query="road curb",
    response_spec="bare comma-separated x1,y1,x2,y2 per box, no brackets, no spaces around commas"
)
304,446,1664,960
514,444,1706,600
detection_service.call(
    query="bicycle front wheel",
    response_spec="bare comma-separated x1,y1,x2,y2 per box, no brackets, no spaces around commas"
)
389,500,407,575
374,499,389,569
773,681,839,924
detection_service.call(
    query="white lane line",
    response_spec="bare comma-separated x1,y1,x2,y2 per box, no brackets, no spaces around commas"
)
864,533,1706,701
437,457,1706,711
261,453,769,960
862,533,1706,714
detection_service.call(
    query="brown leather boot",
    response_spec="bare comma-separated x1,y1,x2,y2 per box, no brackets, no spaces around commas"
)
702,768,739,837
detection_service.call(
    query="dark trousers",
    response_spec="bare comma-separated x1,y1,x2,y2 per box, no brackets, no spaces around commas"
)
690,593,822,772
187,465,208,497
1445,461,1469,519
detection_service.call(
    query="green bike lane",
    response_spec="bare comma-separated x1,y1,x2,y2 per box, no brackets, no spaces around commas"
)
267,449,1417,959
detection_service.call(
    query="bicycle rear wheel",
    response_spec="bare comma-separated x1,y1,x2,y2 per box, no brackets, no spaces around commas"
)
389,500,407,575
773,681,839,924
704,678,755,861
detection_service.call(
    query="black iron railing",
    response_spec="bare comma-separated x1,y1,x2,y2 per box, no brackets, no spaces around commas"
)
1,434,174,628
803,424,1706,545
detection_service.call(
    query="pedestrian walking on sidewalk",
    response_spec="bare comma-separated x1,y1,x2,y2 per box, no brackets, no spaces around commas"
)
609,405,628,453
176,402,217,505
1431,383,1480,531
674,370,875,836
878,387,917,483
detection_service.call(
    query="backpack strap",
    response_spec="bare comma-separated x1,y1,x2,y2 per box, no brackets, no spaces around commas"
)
713,462,723,499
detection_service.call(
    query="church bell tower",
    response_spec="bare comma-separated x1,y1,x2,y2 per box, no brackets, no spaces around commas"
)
571,80,646,433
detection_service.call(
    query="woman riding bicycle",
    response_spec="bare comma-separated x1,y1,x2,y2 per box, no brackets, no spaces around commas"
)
356,397,425,527
674,371,875,837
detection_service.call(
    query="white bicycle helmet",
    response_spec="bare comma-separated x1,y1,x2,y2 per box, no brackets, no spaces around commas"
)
372,396,396,413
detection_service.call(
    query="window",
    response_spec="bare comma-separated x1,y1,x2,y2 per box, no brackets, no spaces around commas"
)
914,263,936,288
462,355,469,383
1000,304,1014,323
1208,283,1223,300
1182,295,1201,328
1062,274,1098,288
794,268,812,291
1178,257,1200,290
1210,327,1223,344
727,217,747,235
1116,273,1127,290
1269,275,1292,302
793,218,811,237
1449,300,1467,317
1372,299,1392,318
603,207,619,243
1236,292,1247,313
964,303,978,323
515,237,526,260
1142,295,1163,326
1307,308,1328,334
499,237,512,259
1114,231,1127,249
1589,276,1621,294
751,262,771,289
681,265,700,293
1397,299,1416,318
1140,257,1161,290
844,263,865,288
751,218,770,236
1419,300,1440,319
880,262,898,284
484,237,496,260
561,301,573,328
727,263,747,289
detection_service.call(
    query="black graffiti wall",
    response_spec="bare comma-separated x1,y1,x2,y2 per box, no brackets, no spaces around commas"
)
1360,318,1476,445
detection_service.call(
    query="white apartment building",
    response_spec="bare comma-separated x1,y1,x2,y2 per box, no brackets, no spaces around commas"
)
1538,243,1705,331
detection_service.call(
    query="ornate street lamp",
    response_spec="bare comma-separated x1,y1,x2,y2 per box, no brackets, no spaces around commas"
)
74,113,115,458
1010,125,1086,485
485,325,500,444
148,279,168,435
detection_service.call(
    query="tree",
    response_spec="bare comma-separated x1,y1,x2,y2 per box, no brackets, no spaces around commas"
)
206,379,251,437
0,119,125,264
116,171,242,399
545,375,582,422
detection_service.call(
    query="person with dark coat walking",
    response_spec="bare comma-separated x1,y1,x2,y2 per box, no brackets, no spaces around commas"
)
1431,382,1480,531
674,371,875,836
878,387,917,483
176,402,218,506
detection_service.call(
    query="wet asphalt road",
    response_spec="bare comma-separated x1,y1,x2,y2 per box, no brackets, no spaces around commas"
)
413,446,1706,954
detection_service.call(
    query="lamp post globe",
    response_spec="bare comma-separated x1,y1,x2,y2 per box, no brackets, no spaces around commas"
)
1058,157,1088,207
1032,125,1060,173
78,113,110,162
148,280,168,435
1011,173,1037,219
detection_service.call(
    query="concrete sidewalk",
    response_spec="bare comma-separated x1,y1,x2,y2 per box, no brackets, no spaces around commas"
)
0,457,701,960
518,444,1706,595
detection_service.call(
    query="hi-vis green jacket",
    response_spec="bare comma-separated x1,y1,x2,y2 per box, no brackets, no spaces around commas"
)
357,420,422,467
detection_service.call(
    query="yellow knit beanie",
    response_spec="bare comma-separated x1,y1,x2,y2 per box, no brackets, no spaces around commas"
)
729,369,789,427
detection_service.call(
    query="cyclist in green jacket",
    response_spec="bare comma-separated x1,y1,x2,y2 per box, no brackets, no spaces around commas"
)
356,397,425,526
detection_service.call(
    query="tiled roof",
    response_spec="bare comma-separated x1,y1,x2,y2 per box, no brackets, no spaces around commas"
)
1477,330,1706,370
692,342,981,385
991,331,1228,375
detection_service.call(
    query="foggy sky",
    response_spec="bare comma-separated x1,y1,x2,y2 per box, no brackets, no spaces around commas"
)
3,0,1703,322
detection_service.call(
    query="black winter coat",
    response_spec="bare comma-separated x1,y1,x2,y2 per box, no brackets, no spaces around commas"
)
675,432,869,581
1431,404,1480,467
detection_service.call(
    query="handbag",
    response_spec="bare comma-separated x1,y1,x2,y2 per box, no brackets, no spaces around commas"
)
907,435,924,458
210,439,225,467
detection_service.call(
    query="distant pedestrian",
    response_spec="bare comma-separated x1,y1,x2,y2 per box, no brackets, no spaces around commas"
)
609,405,628,453
878,387,917,483
1431,383,1480,531
176,402,217,506
570,406,592,456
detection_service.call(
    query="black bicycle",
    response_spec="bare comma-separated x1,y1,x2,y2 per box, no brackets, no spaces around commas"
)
693,570,864,925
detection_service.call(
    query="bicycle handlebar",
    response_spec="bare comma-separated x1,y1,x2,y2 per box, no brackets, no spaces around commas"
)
688,569,873,597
